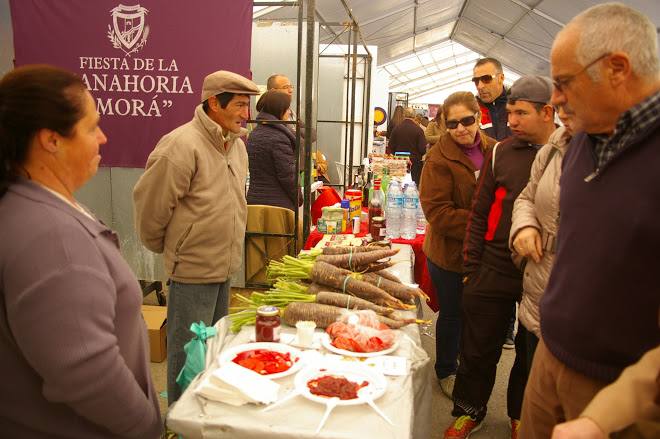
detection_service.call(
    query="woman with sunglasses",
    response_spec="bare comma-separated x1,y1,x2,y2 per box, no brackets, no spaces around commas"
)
419,91,496,397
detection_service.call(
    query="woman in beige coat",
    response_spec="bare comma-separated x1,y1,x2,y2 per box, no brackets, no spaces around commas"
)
509,106,574,366
424,106,446,147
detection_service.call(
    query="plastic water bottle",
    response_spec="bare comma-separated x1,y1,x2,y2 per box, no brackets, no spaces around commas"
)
401,182,419,239
416,203,427,235
385,181,403,239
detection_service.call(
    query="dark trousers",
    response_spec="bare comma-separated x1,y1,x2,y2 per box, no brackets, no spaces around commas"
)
525,330,539,376
166,280,230,405
427,260,462,379
411,159,423,186
452,265,529,421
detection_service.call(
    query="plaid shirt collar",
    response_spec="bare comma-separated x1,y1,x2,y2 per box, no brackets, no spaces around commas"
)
589,90,660,171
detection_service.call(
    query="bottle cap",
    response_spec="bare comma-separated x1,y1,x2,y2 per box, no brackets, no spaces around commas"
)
257,305,279,317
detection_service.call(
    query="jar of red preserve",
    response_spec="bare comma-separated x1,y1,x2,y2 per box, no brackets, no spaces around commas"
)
256,305,281,342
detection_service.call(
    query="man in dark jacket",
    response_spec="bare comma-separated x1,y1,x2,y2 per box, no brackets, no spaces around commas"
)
520,4,660,438
473,57,516,349
388,107,427,185
473,58,511,141
444,76,557,439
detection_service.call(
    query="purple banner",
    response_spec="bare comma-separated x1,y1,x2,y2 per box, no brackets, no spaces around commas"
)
10,0,253,168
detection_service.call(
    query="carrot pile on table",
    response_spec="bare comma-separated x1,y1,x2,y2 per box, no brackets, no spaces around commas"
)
229,246,429,333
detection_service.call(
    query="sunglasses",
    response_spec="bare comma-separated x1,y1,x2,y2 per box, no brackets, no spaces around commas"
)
471,74,497,86
446,113,478,129
552,52,610,93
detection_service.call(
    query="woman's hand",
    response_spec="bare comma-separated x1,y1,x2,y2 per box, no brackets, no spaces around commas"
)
551,417,606,439
513,227,543,263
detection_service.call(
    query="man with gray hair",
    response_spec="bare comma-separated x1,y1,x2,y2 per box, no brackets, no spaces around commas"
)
388,107,427,184
134,70,259,405
521,3,660,438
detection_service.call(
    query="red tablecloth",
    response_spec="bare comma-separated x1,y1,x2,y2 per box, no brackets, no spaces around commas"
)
303,220,439,312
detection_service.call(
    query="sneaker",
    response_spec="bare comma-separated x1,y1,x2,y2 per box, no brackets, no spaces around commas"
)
444,415,482,439
438,375,455,399
511,419,520,439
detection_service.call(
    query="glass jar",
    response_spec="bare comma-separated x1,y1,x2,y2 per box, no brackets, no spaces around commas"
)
370,216,387,241
255,305,281,342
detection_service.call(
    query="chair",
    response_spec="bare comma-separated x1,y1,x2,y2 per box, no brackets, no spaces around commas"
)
244,205,298,287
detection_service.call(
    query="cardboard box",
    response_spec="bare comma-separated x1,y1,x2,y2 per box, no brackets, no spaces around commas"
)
142,305,167,363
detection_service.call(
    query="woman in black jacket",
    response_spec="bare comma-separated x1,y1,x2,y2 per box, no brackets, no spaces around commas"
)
247,90,300,211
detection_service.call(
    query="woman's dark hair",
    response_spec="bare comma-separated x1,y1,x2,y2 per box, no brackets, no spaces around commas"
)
390,105,405,127
255,90,292,119
0,64,86,197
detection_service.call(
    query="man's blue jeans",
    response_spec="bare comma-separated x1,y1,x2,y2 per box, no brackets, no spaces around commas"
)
427,260,463,379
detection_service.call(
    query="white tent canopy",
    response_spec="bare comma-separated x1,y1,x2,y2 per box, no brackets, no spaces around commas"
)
254,0,659,102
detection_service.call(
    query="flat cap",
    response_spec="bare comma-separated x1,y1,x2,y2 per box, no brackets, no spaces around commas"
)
201,70,259,102
508,75,553,105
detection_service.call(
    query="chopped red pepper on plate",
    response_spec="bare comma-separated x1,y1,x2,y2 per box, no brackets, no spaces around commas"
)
232,349,294,375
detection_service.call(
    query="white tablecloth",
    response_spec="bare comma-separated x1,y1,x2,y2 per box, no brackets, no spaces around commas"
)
167,244,432,439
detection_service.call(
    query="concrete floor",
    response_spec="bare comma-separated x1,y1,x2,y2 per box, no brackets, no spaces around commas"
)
421,303,515,439
146,290,516,439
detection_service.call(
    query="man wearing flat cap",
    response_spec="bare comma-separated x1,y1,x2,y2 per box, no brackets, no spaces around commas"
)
443,76,557,438
133,70,258,405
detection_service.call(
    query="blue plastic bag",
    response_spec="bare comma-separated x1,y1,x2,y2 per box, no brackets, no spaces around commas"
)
175,321,217,393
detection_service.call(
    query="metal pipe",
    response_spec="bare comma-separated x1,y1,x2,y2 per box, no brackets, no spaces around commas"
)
342,26,352,192
302,0,315,244
347,22,358,190
338,0,372,58
317,120,362,124
361,55,372,162
293,0,304,251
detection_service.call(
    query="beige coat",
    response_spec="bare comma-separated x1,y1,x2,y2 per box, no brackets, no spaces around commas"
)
582,344,660,437
133,105,248,283
424,119,446,147
510,127,570,336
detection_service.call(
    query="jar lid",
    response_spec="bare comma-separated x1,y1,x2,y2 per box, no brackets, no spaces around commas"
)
257,305,280,316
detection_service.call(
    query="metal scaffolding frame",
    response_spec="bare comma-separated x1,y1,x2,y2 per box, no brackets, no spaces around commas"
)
246,1,373,287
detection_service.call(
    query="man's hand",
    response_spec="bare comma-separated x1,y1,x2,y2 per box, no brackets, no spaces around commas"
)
551,417,606,439
513,227,543,263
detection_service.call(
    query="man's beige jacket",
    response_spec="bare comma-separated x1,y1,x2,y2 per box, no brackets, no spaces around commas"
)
133,105,248,283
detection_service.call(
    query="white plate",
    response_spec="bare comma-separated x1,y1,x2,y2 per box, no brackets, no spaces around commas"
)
218,342,303,380
320,332,399,358
294,364,387,406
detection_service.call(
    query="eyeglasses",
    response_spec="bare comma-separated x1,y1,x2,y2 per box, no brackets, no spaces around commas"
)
552,52,610,93
471,74,497,86
276,84,294,91
446,113,478,129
